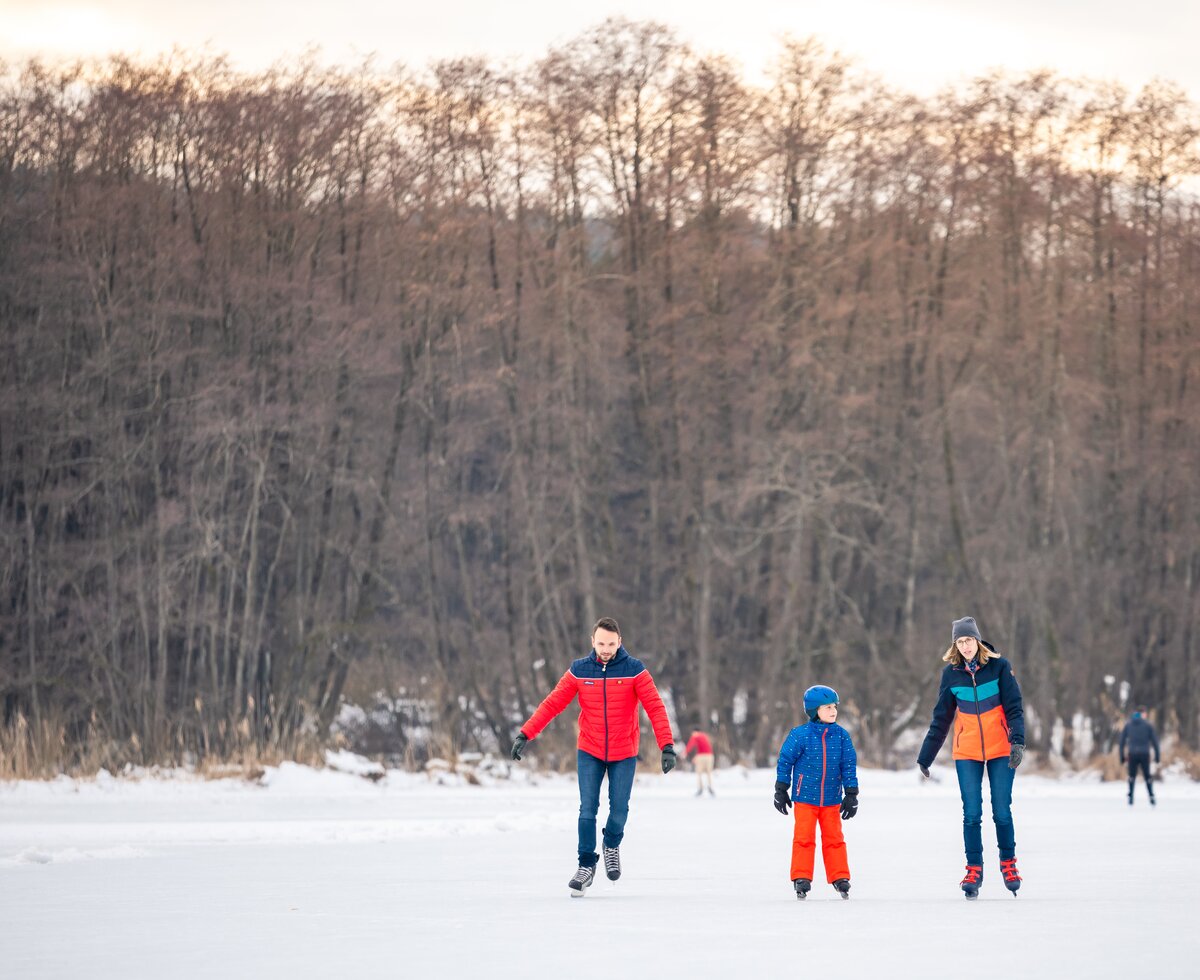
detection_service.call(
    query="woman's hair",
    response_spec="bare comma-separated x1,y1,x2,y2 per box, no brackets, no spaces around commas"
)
943,638,994,667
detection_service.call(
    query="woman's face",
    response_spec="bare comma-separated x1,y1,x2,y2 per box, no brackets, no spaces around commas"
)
956,636,979,660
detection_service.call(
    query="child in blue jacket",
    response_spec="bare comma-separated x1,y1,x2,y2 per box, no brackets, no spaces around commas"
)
773,685,859,899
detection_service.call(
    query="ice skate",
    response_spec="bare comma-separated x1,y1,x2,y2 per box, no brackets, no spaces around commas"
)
1000,857,1021,896
568,864,595,897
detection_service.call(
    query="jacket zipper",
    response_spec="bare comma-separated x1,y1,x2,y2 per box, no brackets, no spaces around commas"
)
602,660,609,762
820,728,829,807
970,666,987,762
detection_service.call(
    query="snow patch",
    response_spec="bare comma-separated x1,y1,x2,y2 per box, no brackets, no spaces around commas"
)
2,844,149,866
323,749,385,780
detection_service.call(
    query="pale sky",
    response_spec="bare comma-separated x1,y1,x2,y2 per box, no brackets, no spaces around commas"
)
2,0,1197,97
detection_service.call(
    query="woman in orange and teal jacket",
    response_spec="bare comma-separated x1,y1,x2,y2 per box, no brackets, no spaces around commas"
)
917,616,1025,900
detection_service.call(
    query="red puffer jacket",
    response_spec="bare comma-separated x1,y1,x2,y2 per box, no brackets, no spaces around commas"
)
520,648,674,761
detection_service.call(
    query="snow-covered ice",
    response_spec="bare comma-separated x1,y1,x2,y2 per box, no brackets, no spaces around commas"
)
1,761,1197,978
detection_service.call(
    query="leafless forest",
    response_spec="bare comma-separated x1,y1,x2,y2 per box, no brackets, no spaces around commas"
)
1,20,1197,775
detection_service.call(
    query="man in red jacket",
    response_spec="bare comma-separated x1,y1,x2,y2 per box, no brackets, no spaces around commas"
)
510,617,676,896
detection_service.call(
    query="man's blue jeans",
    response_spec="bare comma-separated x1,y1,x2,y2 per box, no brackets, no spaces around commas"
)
577,750,637,868
955,757,1016,864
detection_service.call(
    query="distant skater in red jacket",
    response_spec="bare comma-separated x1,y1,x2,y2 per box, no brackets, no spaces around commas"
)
510,617,676,896
683,729,716,797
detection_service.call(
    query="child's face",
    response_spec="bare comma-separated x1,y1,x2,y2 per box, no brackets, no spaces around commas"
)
817,703,838,723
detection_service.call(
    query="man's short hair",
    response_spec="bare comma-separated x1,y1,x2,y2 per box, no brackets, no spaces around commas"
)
592,616,620,636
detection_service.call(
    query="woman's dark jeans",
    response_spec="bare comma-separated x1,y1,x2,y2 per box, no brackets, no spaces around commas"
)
955,757,1016,864
576,750,637,867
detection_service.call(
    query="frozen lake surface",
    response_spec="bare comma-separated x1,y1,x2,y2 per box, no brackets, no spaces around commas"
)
1,758,1196,978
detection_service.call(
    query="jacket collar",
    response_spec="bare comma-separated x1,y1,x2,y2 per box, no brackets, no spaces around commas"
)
590,645,629,667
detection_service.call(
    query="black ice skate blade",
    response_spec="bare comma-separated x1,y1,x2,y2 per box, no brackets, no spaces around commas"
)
963,890,980,901
795,892,807,901
838,890,850,900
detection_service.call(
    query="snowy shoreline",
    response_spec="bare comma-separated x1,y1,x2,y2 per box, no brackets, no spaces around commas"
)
2,750,1195,796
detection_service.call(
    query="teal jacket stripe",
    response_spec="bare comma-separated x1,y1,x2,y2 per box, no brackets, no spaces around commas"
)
950,679,1000,702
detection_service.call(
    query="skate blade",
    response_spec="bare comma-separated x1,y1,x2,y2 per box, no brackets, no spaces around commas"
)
963,891,979,901
569,887,589,898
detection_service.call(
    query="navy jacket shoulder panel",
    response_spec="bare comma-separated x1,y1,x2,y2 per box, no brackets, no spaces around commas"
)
613,654,646,677
602,648,645,678
941,661,970,686
569,648,645,679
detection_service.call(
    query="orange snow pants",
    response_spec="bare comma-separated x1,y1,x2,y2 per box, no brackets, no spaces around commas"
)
790,803,850,883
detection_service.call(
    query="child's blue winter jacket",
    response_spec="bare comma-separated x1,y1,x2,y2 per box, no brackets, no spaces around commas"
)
776,721,858,807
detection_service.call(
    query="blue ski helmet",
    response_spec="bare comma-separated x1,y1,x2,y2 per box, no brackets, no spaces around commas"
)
803,685,839,721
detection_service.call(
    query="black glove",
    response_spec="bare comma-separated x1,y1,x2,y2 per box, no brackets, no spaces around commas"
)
510,732,529,762
661,744,677,774
1008,744,1025,770
918,763,930,779
773,780,792,815
840,787,859,820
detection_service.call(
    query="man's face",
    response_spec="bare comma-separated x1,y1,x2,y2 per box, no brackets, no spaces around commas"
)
817,703,838,723
593,627,621,662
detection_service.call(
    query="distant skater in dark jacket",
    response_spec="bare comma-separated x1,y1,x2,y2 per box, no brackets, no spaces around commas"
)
917,617,1025,899
1118,708,1160,806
